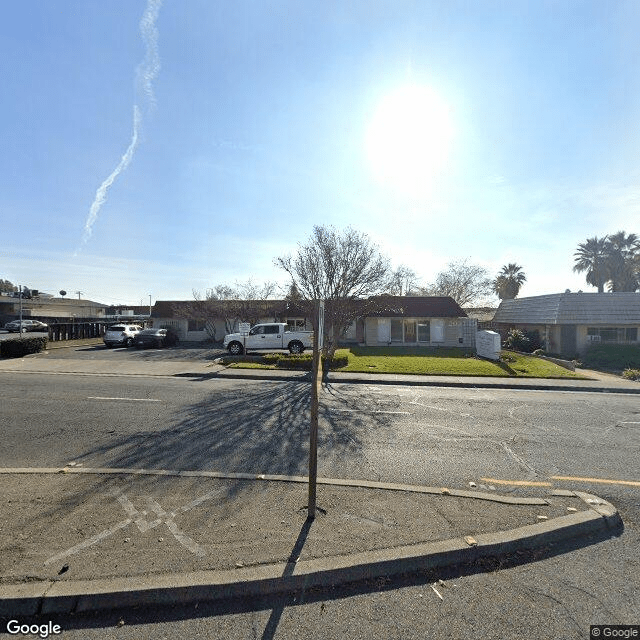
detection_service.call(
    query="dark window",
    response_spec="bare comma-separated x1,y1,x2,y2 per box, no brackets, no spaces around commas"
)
264,325,280,334
587,327,638,343
188,319,206,331
390,319,403,342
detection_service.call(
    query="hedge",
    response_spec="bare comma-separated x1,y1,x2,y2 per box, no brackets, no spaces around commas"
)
582,344,640,370
254,353,349,370
0,336,48,358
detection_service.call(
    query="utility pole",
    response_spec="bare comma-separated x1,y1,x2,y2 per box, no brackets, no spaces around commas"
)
307,300,324,520
149,294,152,317
19,284,23,331
75,291,83,300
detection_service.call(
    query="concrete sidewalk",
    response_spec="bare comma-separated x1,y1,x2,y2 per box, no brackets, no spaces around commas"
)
0,469,621,615
0,349,639,392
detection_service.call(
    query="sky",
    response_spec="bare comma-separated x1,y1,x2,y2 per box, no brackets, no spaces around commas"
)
2,0,639,307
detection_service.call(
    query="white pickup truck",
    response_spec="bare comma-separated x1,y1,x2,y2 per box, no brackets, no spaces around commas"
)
223,323,313,355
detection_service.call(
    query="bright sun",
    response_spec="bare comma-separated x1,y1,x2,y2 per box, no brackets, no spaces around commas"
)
365,84,453,194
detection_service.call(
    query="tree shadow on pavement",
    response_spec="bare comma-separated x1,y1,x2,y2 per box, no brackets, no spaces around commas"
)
22,380,391,532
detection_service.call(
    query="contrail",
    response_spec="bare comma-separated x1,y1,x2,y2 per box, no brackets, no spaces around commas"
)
80,0,162,247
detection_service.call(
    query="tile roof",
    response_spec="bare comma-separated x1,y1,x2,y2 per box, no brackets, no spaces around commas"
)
153,296,468,319
493,292,640,325
364,296,468,318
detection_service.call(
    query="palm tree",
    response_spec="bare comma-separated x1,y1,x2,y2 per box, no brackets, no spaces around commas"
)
605,231,640,292
493,263,526,300
573,236,610,293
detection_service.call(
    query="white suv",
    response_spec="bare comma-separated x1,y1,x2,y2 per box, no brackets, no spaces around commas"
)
103,324,142,348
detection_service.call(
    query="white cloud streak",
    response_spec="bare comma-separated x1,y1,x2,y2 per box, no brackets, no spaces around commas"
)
79,0,162,248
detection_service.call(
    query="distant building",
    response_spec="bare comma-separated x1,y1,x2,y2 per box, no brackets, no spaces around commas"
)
0,296,108,324
152,295,476,348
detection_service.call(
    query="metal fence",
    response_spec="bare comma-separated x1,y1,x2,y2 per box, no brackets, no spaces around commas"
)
47,322,109,341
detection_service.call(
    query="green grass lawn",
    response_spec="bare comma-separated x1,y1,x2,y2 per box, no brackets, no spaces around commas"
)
223,347,588,378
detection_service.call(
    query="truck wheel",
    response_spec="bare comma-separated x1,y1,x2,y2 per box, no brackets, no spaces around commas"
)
228,341,244,355
289,341,304,354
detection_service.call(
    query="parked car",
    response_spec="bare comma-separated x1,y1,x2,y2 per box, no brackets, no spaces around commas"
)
133,328,171,349
4,319,49,333
223,322,313,355
103,324,142,347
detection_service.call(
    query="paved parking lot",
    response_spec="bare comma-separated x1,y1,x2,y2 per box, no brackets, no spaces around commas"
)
41,342,227,362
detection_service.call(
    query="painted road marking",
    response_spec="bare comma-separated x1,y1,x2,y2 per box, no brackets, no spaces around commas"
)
332,408,411,415
87,396,161,402
480,477,553,487
620,421,640,424
551,475,640,487
45,518,132,566
482,476,640,488
44,488,224,566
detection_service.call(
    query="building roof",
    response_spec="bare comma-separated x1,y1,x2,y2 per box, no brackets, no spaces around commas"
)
365,296,468,318
463,307,498,322
153,296,468,319
152,299,301,319
493,292,640,325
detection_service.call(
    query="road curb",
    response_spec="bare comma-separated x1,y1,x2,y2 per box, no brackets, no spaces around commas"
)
0,493,621,616
211,369,640,393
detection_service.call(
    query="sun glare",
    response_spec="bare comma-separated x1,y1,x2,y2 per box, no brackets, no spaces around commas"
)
366,84,454,195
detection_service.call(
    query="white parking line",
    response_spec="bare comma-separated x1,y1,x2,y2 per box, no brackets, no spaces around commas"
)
331,408,411,415
87,397,161,402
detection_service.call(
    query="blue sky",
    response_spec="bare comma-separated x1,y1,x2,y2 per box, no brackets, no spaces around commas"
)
2,0,639,306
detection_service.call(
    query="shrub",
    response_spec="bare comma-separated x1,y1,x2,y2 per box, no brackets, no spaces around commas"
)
223,352,348,370
622,368,640,381
503,329,543,353
583,345,640,371
160,326,180,347
503,329,529,351
0,336,48,358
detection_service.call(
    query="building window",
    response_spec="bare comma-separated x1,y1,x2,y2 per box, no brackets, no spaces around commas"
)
188,319,207,332
587,327,638,343
390,319,403,342
285,318,306,330
417,321,430,342
403,320,416,343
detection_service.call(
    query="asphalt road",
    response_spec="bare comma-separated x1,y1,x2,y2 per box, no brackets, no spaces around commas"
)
1,372,638,638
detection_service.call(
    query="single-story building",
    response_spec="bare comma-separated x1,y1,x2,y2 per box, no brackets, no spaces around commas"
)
152,295,476,348
492,292,640,357
0,294,109,325
357,296,476,348
151,300,309,342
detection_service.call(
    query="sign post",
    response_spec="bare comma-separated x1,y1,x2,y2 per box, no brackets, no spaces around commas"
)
239,322,250,354
307,300,324,519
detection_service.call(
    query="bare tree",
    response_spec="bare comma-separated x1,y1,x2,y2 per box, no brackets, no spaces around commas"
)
186,279,279,340
275,225,391,357
421,259,494,306
385,265,421,296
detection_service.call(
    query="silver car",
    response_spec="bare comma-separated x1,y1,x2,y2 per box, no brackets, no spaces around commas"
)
4,319,49,333
103,324,142,348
